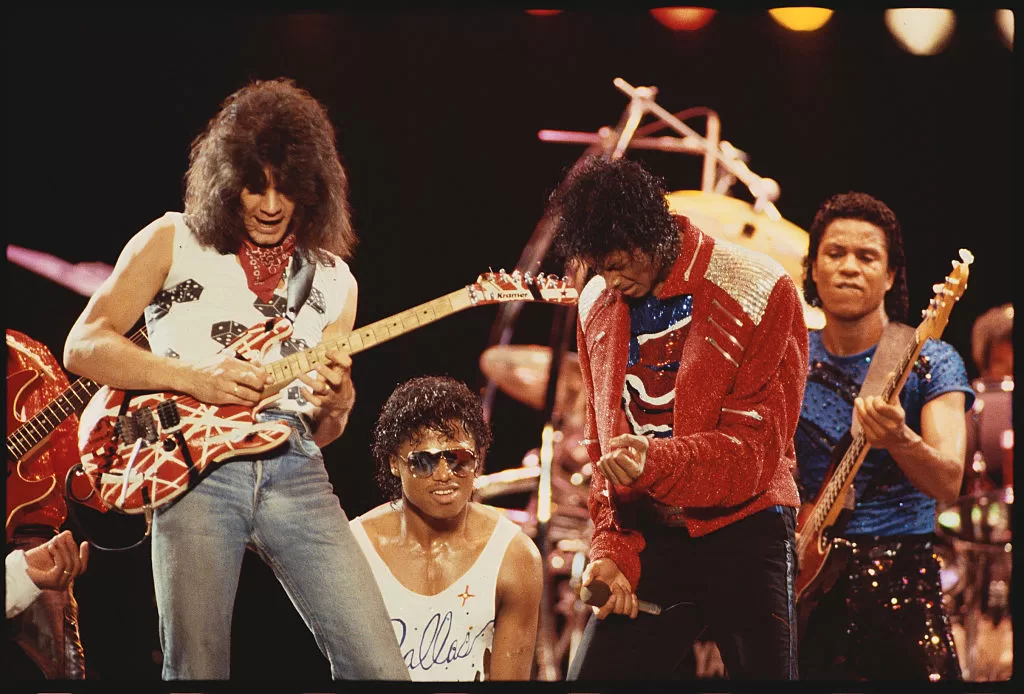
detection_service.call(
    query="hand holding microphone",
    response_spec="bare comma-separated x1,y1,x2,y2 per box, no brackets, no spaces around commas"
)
580,579,662,617
578,558,662,620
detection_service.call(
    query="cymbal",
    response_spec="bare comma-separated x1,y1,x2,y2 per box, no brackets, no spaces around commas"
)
480,344,585,421
665,190,825,329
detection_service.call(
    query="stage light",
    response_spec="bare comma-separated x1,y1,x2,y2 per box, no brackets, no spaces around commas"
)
995,9,1014,50
525,9,562,16
650,7,716,31
884,8,956,56
768,7,834,32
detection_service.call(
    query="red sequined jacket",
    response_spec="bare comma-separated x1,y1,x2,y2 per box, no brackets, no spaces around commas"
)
577,218,808,588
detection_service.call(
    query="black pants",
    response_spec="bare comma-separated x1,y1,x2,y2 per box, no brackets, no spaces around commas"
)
567,506,798,681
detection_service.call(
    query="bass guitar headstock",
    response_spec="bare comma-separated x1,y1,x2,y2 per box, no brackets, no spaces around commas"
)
920,249,973,341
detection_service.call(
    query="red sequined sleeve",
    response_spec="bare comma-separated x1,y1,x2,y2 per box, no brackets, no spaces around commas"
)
576,321,647,588
631,277,809,508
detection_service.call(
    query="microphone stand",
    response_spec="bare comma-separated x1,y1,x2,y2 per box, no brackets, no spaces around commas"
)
532,301,577,681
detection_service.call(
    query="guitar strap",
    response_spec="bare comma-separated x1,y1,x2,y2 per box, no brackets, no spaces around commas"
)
847,320,918,502
285,251,316,322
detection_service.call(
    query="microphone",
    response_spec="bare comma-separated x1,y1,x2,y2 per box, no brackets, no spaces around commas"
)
579,579,662,616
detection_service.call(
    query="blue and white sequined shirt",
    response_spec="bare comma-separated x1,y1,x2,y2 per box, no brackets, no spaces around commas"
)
795,329,975,535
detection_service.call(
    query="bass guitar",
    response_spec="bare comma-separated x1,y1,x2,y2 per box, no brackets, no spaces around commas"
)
77,270,578,514
794,249,973,604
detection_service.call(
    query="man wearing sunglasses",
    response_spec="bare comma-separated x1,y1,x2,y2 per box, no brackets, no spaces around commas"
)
551,158,807,681
350,376,543,681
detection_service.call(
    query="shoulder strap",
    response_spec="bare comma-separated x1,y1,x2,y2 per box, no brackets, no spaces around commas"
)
848,321,918,504
285,251,316,322
852,322,917,435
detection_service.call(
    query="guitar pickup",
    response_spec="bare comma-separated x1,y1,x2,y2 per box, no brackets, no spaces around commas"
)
157,400,181,429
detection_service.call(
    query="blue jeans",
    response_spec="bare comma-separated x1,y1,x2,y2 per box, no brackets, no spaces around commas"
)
151,412,408,680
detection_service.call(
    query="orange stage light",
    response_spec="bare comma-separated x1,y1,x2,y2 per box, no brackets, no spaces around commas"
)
650,7,717,31
525,9,562,16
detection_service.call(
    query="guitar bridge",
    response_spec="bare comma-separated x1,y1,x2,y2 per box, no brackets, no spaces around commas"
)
116,406,159,446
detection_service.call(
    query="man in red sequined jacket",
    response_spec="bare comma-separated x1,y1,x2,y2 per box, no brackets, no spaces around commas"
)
552,157,807,681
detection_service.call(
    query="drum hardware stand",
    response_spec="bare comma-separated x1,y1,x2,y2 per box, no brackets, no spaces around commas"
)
609,78,782,217
533,301,578,681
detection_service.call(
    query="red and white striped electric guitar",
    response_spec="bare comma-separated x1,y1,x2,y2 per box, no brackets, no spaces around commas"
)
77,271,578,514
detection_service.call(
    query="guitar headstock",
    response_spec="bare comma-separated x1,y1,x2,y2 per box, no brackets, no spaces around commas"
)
469,269,579,306
920,249,973,340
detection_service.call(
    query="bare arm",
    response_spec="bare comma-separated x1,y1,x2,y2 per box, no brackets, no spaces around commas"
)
489,532,543,680
296,277,358,448
855,391,966,503
63,216,267,405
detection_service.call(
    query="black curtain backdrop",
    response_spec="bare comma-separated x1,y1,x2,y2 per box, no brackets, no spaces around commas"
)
5,6,1016,686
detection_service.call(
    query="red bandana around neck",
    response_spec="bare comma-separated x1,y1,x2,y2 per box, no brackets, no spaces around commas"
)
239,233,297,302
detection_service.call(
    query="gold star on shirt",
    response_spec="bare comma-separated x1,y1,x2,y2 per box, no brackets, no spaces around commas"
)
457,585,475,606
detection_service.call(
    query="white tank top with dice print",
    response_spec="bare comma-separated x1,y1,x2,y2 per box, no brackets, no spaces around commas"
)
142,212,352,418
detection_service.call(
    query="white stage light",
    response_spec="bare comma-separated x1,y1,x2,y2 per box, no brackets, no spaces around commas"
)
995,9,1014,49
884,8,957,56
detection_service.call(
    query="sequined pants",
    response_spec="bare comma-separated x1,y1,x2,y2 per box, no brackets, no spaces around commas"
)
800,534,961,681
5,528,87,679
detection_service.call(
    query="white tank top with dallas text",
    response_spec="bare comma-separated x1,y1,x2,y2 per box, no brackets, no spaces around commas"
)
350,512,520,681
142,212,352,418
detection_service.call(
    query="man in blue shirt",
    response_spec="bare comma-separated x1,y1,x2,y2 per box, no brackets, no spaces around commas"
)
794,191,973,680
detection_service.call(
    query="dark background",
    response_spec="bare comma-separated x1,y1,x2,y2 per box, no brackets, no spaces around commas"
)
5,6,1015,685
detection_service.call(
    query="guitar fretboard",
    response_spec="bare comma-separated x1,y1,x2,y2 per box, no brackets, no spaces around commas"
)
262,287,474,386
7,327,150,460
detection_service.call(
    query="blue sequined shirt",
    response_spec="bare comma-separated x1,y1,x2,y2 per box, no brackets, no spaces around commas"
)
795,330,975,536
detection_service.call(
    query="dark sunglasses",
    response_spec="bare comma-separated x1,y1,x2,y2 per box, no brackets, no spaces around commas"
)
403,448,478,479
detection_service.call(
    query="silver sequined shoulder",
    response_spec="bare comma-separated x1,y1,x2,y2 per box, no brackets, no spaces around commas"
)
704,239,787,326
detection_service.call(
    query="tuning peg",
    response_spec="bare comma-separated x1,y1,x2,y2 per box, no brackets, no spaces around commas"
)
959,249,974,264
523,271,534,285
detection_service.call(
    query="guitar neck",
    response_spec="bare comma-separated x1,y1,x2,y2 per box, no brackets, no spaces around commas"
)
7,326,150,461
262,287,475,386
7,377,100,460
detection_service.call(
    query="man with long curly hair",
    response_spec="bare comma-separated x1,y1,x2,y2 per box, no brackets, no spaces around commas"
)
552,156,807,680
794,191,972,680
63,78,408,681
350,375,542,681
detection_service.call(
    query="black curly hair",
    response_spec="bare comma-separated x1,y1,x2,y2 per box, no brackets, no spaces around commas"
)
550,156,680,271
184,77,355,264
804,191,909,322
371,376,493,502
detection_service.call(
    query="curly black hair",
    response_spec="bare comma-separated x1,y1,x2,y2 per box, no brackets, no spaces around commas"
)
803,191,909,322
371,376,493,502
183,77,355,263
550,156,679,270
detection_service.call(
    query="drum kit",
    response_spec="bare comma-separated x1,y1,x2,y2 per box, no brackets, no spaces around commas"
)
935,376,1014,681
475,78,821,679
